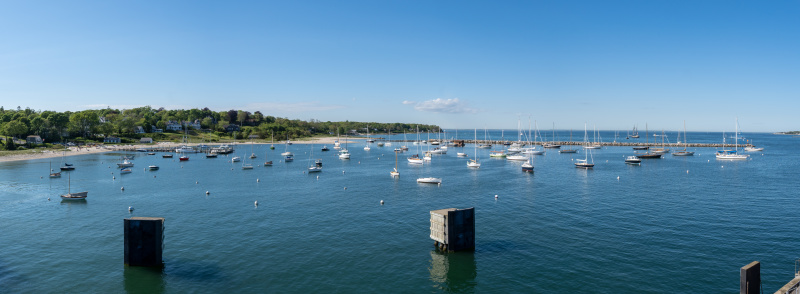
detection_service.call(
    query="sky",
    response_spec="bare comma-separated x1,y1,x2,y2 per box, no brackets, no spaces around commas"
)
1,0,798,132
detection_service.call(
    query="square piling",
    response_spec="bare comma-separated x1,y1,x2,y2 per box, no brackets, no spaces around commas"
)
430,207,475,252
124,217,165,267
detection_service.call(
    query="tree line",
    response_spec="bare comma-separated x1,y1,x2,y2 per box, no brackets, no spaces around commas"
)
0,106,439,149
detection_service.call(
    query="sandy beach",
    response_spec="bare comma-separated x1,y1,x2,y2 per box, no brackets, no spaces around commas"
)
0,136,358,163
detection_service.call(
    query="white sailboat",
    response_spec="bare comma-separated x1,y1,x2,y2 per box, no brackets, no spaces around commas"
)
575,123,595,168
364,126,371,151
308,145,321,173
390,150,400,177
467,129,481,168
338,135,350,159
716,118,749,160
408,127,424,164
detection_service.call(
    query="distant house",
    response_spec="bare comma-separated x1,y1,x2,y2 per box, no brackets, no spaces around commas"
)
248,135,260,139
26,135,43,145
188,119,202,130
104,136,121,143
134,126,146,134
140,137,153,144
225,124,240,133
166,121,183,132
151,125,163,133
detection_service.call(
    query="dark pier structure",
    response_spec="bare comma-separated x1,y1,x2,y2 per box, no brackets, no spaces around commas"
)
124,217,165,267
430,208,475,252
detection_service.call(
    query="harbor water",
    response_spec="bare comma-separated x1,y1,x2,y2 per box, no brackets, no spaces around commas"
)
0,131,797,293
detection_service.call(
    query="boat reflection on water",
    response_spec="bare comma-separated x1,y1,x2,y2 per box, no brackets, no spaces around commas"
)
429,250,476,292
124,266,165,294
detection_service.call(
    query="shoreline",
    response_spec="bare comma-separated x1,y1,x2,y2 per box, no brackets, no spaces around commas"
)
0,136,353,163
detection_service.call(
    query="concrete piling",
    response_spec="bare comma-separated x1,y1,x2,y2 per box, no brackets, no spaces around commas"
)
430,208,475,252
124,217,165,267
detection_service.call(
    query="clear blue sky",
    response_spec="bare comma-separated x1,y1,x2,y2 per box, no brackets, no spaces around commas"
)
1,1,798,132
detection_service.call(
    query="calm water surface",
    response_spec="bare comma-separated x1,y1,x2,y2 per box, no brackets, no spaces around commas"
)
0,131,797,293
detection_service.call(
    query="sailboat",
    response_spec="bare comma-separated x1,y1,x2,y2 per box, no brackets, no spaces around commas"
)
632,123,650,150
477,128,492,149
270,131,275,150
521,153,534,173
673,121,695,156
241,150,254,169
390,149,400,177
308,145,321,173
338,135,351,159
559,129,578,153
631,125,640,138
584,125,602,149
716,118,749,160
60,172,87,200
408,127,424,164
280,134,294,162
574,123,595,168
59,148,75,171
249,141,257,159
49,162,61,178
543,123,561,148
467,129,481,168
263,147,273,166
651,130,670,154
364,126,371,151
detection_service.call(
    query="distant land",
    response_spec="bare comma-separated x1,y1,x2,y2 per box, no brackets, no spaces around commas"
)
774,131,800,135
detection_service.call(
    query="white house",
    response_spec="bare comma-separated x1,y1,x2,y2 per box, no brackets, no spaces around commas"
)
140,137,153,144
134,126,146,134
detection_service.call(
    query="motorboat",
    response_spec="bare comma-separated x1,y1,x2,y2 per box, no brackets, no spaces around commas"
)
506,154,527,161
231,156,241,162
117,159,134,168
625,156,641,164
148,165,159,170
179,155,189,161
417,177,442,184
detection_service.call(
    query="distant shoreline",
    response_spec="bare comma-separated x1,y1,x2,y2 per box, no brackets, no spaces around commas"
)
0,136,352,163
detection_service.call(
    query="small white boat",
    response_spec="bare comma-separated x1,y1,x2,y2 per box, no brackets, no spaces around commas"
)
242,164,254,170
417,177,442,184
429,147,446,154
148,165,159,170
308,166,322,173
120,167,132,174
407,155,423,164
522,148,545,155
364,146,371,151
467,159,481,168
117,159,134,168
489,151,506,158
231,156,241,162
339,149,350,159
744,146,763,152
281,152,293,156
284,155,294,162
390,168,399,177
506,154,528,161
457,152,467,157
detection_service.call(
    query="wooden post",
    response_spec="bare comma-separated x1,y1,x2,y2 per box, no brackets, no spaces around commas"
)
124,217,165,267
740,261,760,294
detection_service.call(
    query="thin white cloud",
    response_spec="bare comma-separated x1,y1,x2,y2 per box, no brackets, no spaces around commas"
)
245,102,345,113
407,98,477,114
